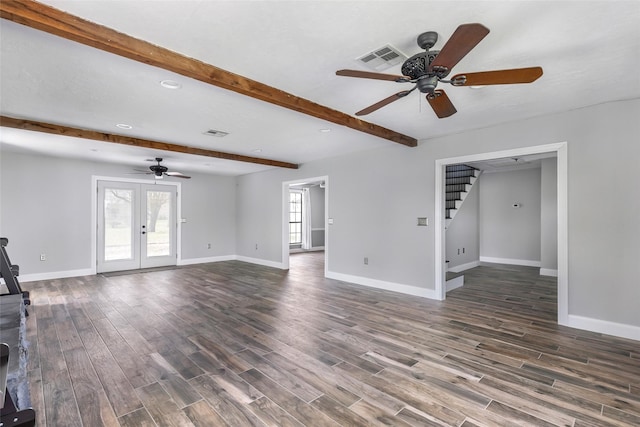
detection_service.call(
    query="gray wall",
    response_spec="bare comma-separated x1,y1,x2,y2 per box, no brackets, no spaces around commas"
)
446,175,480,269
234,99,640,328
1,152,94,274
2,99,639,330
0,151,237,275
310,186,325,247
479,168,542,264
179,171,236,260
541,158,558,273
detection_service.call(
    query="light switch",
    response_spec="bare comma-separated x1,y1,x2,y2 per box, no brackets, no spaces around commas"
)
328,218,334,225
417,217,428,226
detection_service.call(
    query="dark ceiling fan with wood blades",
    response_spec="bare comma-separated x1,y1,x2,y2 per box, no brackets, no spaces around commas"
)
132,157,191,179
336,23,543,118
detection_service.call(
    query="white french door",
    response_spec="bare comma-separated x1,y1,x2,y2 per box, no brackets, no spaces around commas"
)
97,181,177,273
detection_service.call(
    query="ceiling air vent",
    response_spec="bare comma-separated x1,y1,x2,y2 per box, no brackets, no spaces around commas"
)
357,44,407,71
203,129,229,138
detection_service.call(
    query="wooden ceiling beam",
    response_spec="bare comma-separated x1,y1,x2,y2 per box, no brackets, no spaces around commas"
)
0,116,299,169
0,0,418,148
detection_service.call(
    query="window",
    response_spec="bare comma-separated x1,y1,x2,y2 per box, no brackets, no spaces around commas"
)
289,191,302,244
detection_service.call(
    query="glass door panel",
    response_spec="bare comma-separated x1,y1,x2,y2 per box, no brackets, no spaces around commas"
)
97,181,140,272
140,185,176,268
104,188,134,261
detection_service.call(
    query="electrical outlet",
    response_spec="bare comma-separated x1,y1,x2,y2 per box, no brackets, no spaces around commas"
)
364,257,368,265
40,254,46,261
207,243,211,249
462,247,465,254
457,249,460,255
255,244,258,250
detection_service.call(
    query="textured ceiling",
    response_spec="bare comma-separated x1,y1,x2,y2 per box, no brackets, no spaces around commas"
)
1,1,639,176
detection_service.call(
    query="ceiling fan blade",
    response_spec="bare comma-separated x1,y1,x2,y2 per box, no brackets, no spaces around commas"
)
355,90,412,116
431,23,490,72
426,90,457,118
450,67,543,86
165,171,191,179
337,69,410,82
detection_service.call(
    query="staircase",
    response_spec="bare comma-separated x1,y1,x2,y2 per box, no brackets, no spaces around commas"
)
445,164,480,229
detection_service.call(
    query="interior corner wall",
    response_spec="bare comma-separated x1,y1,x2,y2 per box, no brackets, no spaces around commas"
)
540,157,558,273
445,175,480,270
0,151,237,277
479,168,542,265
235,99,640,333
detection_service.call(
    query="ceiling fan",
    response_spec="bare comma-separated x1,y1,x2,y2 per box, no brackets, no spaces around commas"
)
133,157,191,179
336,23,543,118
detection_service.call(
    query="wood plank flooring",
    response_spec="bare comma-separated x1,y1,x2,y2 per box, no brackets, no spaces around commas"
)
20,253,640,426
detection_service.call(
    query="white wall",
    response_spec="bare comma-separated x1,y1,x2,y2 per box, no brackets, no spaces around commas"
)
446,175,480,270
0,151,237,276
234,99,640,332
540,157,558,274
479,168,542,265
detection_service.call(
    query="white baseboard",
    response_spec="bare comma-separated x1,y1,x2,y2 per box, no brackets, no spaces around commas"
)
446,275,464,292
236,256,286,270
16,254,284,282
480,256,541,267
19,268,94,283
539,268,558,277
326,271,438,300
178,255,237,266
566,314,640,341
448,260,480,273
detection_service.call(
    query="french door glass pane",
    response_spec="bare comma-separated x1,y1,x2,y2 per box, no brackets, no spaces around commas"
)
146,190,171,257
104,189,133,261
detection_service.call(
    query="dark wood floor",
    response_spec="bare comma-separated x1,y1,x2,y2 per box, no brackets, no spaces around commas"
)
20,252,640,426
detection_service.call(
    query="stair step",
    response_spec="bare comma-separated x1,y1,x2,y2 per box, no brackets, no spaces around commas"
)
444,166,481,228
446,184,471,192
446,164,477,172
446,177,474,185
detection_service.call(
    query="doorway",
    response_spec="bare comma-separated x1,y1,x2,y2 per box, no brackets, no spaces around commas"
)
281,176,328,276
434,142,568,325
96,180,177,273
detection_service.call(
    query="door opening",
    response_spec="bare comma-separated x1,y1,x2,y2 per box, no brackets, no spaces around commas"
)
282,176,328,276
435,142,568,325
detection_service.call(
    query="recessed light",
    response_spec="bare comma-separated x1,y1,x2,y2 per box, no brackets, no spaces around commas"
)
116,123,132,129
252,149,263,153
319,128,331,133
160,79,182,89
469,85,484,90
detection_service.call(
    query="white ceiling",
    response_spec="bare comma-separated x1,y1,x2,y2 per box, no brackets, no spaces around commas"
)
1,1,639,176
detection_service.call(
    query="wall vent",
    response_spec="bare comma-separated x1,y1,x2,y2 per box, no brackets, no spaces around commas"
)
357,44,407,71
203,129,229,137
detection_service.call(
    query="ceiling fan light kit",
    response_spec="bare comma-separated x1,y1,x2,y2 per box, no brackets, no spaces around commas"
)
133,157,191,180
337,23,543,118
